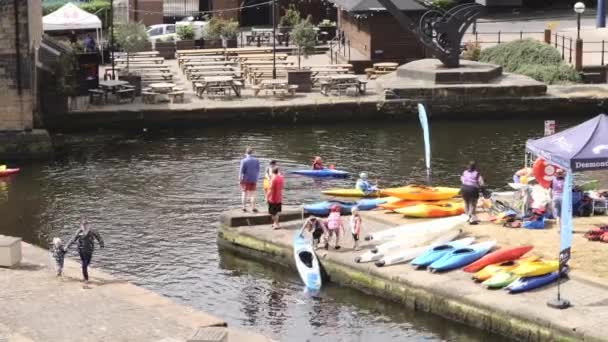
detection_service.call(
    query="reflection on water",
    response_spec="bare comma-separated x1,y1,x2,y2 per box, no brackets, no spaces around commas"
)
0,119,562,341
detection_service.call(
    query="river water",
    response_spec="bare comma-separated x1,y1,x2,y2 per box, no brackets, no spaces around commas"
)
0,119,556,341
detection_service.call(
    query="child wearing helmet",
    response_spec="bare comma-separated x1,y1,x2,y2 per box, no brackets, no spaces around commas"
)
323,204,344,250
356,172,377,195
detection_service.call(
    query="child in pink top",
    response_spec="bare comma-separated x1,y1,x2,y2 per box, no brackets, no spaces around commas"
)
323,204,344,250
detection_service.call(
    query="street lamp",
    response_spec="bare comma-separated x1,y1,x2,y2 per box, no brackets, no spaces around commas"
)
272,0,277,79
574,2,585,40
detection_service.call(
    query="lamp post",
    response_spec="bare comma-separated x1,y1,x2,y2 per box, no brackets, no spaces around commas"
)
110,0,115,80
598,0,606,28
574,2,585,40
272,0,277,79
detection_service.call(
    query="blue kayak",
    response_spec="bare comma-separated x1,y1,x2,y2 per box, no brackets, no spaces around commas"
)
428,241,496,273
506,271,560,294
290,169,350,178
303,199,387,216
410,237,476,269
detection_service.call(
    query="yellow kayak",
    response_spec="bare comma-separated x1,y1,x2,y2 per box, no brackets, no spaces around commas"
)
395,201,464,218
321,188,383,198
511,260,559,277
381,185,460,201
473,256,540,282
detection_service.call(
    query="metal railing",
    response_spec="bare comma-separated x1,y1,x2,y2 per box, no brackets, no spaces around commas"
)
553,33,574,64
582,40,608,66
468,30,545,45
329,35,350,64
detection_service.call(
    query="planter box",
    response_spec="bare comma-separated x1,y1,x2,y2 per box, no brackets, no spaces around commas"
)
203,39,223,49
155,42,176,59
287,70,313,92
118,74,142,96
176,40,196,50
225,38,237,48
0,235,22,268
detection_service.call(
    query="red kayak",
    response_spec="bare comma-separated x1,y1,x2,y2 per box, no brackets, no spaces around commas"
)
0,168,20,177
462,245,534,273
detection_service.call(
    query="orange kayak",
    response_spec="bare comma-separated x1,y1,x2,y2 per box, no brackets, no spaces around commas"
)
395,201,464,218
381,185,460,201
378,200,424,210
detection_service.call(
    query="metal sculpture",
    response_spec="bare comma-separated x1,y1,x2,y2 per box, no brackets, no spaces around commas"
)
376,0,484,68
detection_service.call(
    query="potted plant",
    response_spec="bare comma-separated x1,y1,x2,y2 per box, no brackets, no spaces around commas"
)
114,22,149,94
318,19,337,43
288,16,316,92
279,4,300,34
176,24,196,50
155,36,176,59
221,19,240,48
204,17,225,49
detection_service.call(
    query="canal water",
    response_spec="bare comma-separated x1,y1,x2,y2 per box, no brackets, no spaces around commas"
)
0,119,555,341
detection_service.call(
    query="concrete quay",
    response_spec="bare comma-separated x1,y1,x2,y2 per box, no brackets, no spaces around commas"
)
0,242,272,342
218,208,608,342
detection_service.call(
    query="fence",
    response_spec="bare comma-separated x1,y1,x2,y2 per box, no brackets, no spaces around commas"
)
582,40,608,66
466,30,545,45
553,33,574,64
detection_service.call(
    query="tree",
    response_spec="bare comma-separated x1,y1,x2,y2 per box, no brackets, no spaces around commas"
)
114,22,149,73
176,25,195,40
291,16,316,69
279,4,301,28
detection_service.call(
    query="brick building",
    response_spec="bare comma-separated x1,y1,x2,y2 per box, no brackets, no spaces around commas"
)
114,0,164,26
330,0,427,65
210,0,336,27
0,0,42,131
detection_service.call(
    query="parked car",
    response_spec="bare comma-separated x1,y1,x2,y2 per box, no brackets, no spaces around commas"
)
147,21,207,43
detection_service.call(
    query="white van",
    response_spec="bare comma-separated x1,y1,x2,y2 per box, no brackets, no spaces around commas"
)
147,21,207,42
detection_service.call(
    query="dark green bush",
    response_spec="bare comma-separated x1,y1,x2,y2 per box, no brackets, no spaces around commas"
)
479,39,580,84
43,0,111,18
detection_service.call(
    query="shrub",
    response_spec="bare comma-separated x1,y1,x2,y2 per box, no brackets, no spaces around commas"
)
176,25,195,40
479,39,581,84
205,17,240,40
280,4,301,27
424,0,455,11
461,41,481,61
292,15,316,68
114,22,149,73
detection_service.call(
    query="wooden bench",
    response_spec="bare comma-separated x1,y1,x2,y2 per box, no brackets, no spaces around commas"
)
88,89,106,105
287,85,298,96
168,91,185,103
142,91,157,104
116,88,135,103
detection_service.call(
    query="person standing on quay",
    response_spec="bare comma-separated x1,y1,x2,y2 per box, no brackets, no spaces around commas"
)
266,167,284,229
66,219,104,288
239,147,260,212
460,161,484,224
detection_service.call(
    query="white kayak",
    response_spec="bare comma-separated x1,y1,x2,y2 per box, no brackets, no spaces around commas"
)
364,215,468,242
355,224,460,263
293,233,322,291
376,235,474,267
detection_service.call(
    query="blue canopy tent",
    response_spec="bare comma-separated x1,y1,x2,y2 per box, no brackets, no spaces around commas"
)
525,113,608,309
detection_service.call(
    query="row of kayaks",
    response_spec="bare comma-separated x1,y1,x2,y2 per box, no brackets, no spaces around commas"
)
353,215,562,294
321,185,460,200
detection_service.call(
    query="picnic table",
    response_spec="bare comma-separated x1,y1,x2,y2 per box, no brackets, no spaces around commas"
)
320,75,367,96
178,55,228,67
115,51,159,57
148,82,177,102
97,80,134,103
115,57,164,65
365,62,399,79
188,70,241,81
235,53,288,62
182,61,238,71
99,80,129,92
194,76,242,98
253,79,298,97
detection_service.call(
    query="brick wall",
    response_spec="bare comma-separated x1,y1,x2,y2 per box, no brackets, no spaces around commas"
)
0,0,38,130
339,10,371,60
131,0,164,26
369,13,426,63
211,0,239,21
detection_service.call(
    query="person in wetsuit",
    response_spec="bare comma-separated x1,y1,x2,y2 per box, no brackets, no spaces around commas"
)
66,219,104,288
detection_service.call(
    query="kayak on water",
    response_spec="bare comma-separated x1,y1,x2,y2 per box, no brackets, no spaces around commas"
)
290,169,350,178
381,185,460,201
303,198,387,216
472,256,540,282
375,230,461,267
0,168,20,177
410,237,476,269
364,214,468,242
355,226,460,263
463,245,534,273
395,201,464,218
428,240,496,273
506,271,562,294
321,188,382,198
293,233,322,291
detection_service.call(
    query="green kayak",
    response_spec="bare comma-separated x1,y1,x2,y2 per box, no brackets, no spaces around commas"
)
482,272,519,289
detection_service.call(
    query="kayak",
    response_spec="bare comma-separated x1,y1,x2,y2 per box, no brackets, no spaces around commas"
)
378,199,424,211
303,198,387,216
472,256,540,282
0,168,20,177
410,237,476,269
511,260,559,277
321,188,382,198
364,214,468,242
506,271,560,294
293,233,322,291
483,271,519,288
375,230,461,267
428,240,496,273
395,201,465,218
381,185,460,201
290,169,349,178
462,245,534,273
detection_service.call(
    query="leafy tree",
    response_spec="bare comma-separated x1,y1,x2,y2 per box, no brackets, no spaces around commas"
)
177,25,195,40
279,4,301,28
114,22,149,73
291,16,316,69
424,0,455,11
205,17,240,42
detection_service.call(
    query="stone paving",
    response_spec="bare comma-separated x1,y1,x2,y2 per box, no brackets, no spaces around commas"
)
220,208,608,341
0,242,272,342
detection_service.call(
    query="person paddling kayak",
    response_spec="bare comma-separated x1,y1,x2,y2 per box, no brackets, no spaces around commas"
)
312,156,324,170
356,172,378,195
